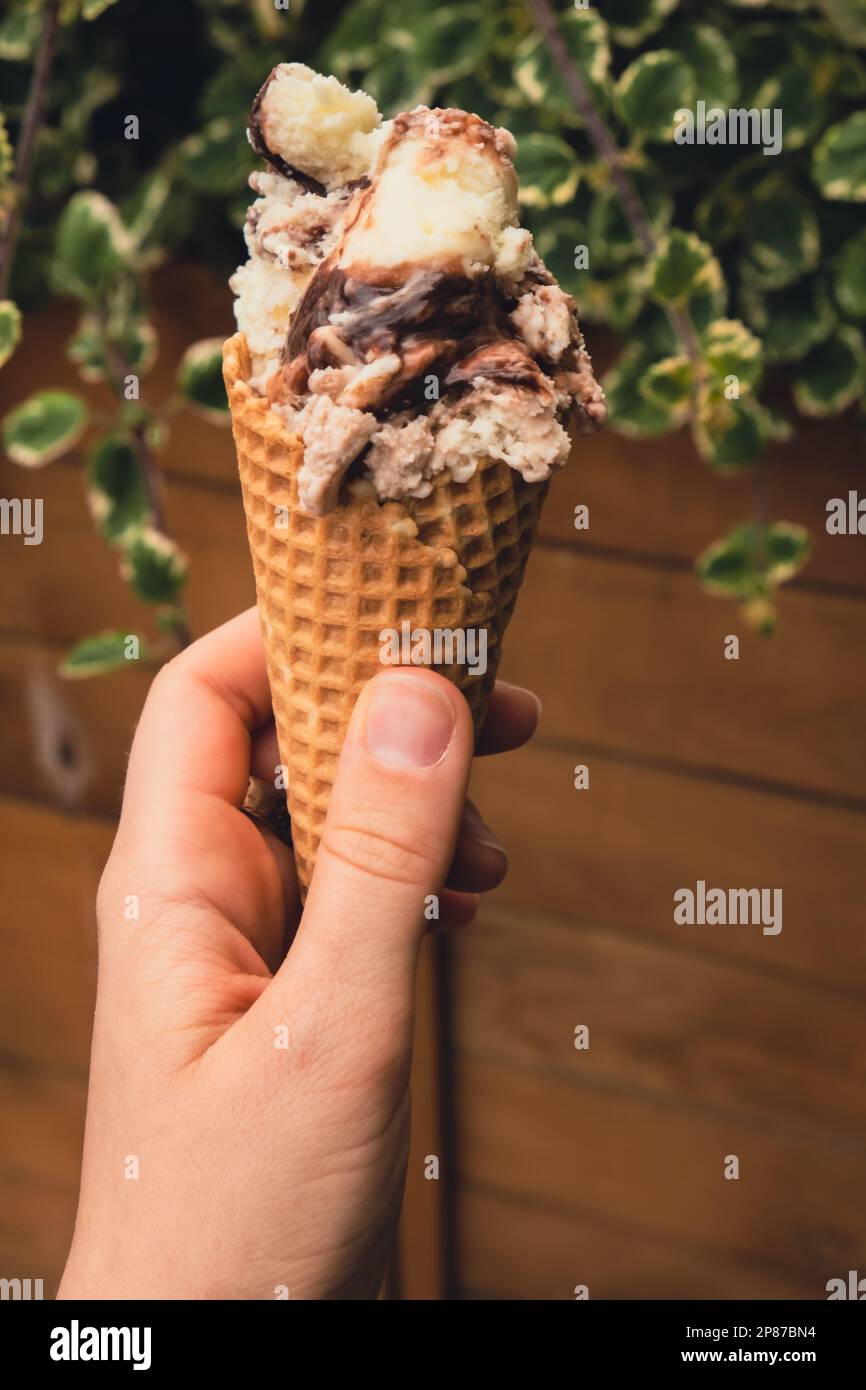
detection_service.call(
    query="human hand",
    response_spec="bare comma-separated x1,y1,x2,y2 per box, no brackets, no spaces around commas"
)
59,608,539,1300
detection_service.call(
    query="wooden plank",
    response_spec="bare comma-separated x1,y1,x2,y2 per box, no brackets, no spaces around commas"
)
0,799,106,1073
457,1186,806,1300
0,641,148,813
470,745,866,991
455,1055,866,1294
2,491,865,799
498,549,866,802
542,373,866,592
0,1067,85,1298
454,911,866,1148
0,461,254,647
1,653,865,990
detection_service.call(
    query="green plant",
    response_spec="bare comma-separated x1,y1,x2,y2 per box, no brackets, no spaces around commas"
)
0,0,308,673
320,0,866,631
2,1,863,648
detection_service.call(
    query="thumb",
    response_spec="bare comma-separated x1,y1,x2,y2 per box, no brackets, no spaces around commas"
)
274,667,473,1025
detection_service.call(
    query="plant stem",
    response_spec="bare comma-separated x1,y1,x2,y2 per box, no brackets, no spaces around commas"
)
525,0,703,371
0,0,61,300
100,321,191,651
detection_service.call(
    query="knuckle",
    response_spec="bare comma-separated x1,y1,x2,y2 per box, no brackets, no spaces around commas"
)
146,651,188,704
319,811,438,890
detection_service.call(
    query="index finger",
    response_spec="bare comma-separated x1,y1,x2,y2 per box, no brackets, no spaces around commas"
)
122,607,272,821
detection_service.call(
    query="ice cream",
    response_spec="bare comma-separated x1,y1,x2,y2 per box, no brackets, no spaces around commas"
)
231,62,605,517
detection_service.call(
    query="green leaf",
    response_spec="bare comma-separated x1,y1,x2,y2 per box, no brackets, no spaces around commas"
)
640,354,693,416
812,113,866,202
603,345,681,439
688,255,728,332
532,217,590,297
764,521,813,583
514,9,611,122
180,118,252,195
177,338,229,421
60,630,149,680
616,50,694,143
742,186,820,290
697,521,810,602
123,170,173,248
0,4,40,61
650,229,718,305
818,0,866,47
2,390,88,466
740,277,836,363
54,192,133,300
319,0,384,76
754,65,826,152
0,300,22,369
789,20,866,98
604,0,681,48
694,183,747,248
86,435,151,543
67,308,157,384
670,22,739,112
82,0,119,16
793,326,866,416
701,318,763,390
514,134,580,209
414,6,488,84
835,230,866,319
578,262,650,332
121,528,188,604
697,525,761,600
360,43,432,113
693,392,778,473
586,174,672,267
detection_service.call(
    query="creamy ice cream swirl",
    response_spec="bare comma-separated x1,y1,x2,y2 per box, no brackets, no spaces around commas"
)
231,64,605,517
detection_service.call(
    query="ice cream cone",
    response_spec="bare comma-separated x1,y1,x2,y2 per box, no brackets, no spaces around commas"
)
224,330,549,895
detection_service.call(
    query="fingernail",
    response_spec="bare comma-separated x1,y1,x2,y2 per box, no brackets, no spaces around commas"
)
461,802,508,866
365,674,457,769
497,679,543,719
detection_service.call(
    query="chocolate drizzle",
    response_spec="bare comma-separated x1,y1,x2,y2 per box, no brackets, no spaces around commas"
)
281,257,550,413
248,71,326,197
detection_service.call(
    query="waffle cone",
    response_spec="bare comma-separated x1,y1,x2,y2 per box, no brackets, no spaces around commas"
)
224,332,549,894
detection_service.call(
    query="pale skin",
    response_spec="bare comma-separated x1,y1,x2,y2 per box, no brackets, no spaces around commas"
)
59,608,539,1300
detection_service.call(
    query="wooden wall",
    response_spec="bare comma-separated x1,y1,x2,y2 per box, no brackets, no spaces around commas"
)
1,264,864,1299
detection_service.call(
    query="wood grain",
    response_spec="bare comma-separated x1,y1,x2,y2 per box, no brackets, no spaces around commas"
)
454,910,866,1148
2,638,865,989
455,1055,866,1296
456,1186,808,1300
0,1066,85,1298
0,797,106,1073
469,742,866,990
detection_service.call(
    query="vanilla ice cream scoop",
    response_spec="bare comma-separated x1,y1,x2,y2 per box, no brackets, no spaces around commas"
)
248,62,383,191
231,64,605,516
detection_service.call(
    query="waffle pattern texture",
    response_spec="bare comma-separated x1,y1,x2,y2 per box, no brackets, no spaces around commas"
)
224,332,549,893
